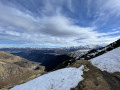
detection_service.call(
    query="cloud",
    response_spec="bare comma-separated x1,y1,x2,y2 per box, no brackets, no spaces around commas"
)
0,0,120,47
91,0,120,26
0,1,96,38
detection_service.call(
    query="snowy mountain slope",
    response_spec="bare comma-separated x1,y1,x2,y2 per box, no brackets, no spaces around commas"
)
11,66,85,90
68,50,89,60
90,47,120,73
78,39,120,60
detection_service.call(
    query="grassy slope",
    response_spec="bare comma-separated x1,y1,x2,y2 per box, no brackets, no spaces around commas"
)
0,51,45,89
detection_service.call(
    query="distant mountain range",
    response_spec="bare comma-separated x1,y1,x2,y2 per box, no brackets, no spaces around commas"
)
0,45,102,54
0,45,102,71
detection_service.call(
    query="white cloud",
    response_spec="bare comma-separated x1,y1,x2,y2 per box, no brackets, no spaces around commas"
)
91,0,120,26
0,0,120,47
104,0,120,17
97,31,120,36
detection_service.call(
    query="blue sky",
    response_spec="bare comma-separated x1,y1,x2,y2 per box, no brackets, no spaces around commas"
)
0,0,120,48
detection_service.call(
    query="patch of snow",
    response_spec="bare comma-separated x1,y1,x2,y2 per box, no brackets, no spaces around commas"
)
11,66,85,90
90,47,120,73
83,65,89,72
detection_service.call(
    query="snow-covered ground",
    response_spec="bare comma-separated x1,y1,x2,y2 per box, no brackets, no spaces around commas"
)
11,66,84,90
90,47,120,73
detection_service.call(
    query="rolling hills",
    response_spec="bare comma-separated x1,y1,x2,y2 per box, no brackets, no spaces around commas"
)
0,51,45,89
